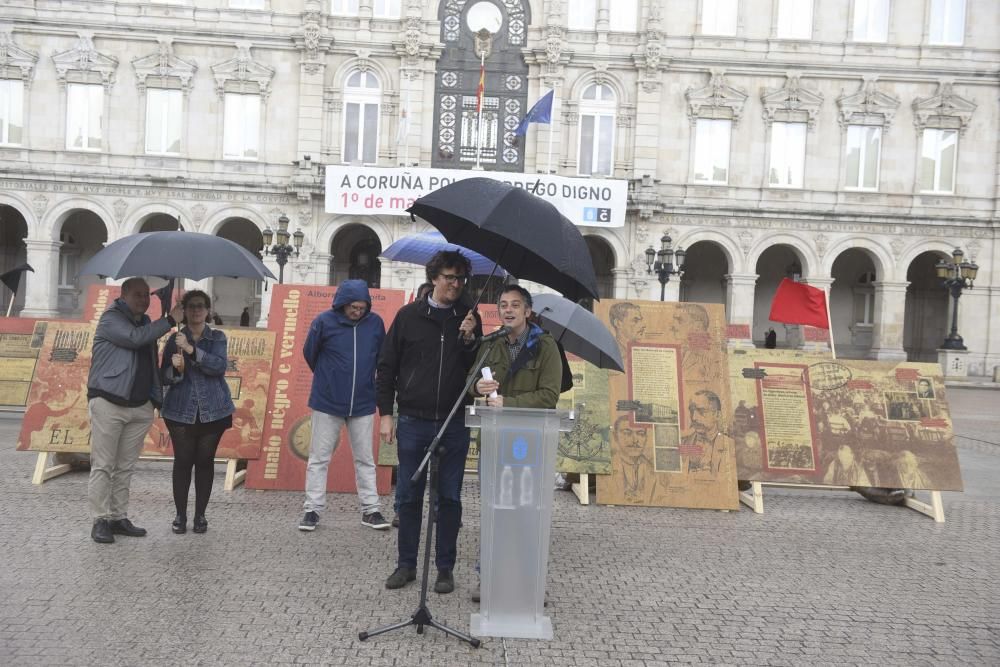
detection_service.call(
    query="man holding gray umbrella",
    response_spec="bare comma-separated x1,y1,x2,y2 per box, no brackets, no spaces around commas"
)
87,278,183,544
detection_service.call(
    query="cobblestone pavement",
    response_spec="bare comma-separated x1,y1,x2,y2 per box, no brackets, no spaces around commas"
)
1,387,998,666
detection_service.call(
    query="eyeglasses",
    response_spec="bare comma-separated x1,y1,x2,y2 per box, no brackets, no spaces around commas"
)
439,273,468,285
186,303,208,311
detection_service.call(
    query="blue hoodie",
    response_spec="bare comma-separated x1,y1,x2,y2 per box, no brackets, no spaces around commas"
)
303,279,386,417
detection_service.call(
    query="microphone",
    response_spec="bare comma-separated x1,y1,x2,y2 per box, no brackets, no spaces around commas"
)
480,326,511,342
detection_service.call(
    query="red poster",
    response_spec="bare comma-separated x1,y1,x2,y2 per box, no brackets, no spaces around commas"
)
245,284,405,493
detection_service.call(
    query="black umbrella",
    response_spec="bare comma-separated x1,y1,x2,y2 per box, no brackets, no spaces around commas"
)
79,231,276,281
533,293,624,373
407,178,599,302
1,263,34,317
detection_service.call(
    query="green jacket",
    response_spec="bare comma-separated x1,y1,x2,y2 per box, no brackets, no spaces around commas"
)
469,323,562,409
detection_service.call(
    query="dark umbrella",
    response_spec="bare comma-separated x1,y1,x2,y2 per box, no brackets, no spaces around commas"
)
407,178,599,302
380,231,508,277
1,263,34,317
532,293,623,373
79,231,276,281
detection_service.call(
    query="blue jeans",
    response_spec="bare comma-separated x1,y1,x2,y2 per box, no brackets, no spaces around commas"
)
395,414,470,571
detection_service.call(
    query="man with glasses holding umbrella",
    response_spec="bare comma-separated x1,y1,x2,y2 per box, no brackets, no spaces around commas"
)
377,250,482,595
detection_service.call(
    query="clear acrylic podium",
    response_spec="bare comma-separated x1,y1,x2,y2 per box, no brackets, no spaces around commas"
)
466,405,573,640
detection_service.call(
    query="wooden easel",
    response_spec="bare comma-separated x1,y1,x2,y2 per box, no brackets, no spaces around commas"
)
31,452,73,485
571,473,590,505
739,481,945,522
30,451,247,491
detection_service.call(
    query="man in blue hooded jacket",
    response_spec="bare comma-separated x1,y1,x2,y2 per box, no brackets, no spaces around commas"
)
298,279,389,531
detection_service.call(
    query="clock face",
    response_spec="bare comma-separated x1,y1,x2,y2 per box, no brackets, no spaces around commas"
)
465,1,502,34
289,415,312,461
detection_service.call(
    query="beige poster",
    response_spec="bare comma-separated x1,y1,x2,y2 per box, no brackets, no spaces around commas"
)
555,356,612,474
595,300,738,510
728,350,963,491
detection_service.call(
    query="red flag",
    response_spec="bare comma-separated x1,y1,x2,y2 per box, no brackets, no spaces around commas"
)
768,278,829,329
475,63,485,112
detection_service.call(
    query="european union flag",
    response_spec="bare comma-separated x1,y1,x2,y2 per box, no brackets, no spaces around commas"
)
513,90,554,136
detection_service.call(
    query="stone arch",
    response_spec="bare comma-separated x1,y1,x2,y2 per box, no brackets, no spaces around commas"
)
897,240,961,277
903,248,952,362
330,56,397,95
582,227,625,268
41,198,114,242
203,206,269,236
676,239,732,306
316,215,393,258
675,229,743,274
568,69,632,107
584,234,616,301
124,202,188,237
821,237,893,282
829,247,882,358
329,221,384,287
747,234,816,278
0,192,36,238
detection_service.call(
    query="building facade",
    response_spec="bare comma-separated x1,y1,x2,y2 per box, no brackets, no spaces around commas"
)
0,0,997,375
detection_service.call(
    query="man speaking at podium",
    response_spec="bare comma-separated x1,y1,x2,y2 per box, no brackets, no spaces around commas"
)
471,286,562,410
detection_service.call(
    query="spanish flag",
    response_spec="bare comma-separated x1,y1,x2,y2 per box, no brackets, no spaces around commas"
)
475,63,485,112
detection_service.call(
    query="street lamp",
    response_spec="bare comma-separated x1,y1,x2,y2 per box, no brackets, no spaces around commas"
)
262,214,304,284
934,247,979,350
645,234,686,301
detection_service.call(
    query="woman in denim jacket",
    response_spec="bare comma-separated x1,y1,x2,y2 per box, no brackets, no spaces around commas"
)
160,290,235,534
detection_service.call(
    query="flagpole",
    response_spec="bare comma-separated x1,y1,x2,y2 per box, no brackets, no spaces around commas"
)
475,50,485,169
824,287,837,360
546,90,555,173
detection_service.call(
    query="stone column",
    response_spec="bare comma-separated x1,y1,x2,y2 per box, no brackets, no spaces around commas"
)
255,256,280,328
868,280,909,361
725,272,758,346
611,268,631,300
20,240,61,318
297,62,325,159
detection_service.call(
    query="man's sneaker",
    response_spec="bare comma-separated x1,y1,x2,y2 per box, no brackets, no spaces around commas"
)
434,569,455,594
385,567,417,589
298,511,319,531
361,511,391,530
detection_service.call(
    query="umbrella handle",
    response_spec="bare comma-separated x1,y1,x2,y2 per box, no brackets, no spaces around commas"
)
465,239,509,315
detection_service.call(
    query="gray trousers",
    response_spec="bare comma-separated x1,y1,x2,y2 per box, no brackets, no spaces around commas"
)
88,397,154,520
303,411,380,515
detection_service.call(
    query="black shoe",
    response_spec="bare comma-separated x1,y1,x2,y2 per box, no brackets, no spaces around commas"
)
361,511,391,530
192,515,208,533
385,567,417,590
91,519,114,544
391,515,399,528
109,518,147,537
172,514,187,534
298,511,319,531
434,569,455,594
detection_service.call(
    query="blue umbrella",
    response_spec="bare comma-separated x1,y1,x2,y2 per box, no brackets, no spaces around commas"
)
379,231,508,278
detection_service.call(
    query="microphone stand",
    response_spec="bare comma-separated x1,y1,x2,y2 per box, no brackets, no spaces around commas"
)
359,334,503,647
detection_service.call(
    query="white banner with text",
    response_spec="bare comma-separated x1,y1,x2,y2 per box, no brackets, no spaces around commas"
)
324,166,627,228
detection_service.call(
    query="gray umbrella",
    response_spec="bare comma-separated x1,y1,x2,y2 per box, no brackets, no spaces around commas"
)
79,231,275,281
532,293,624,373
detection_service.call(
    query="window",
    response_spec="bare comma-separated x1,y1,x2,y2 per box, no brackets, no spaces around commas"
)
58,233,79,290
372,0,400,18
776,0,813,39
331,0,359,15
66,83,103,151
145,89,182,155
569,0,597,30
929,0,965,45
230,0,265,8
844,125,881,190
577,83,615,177
769,121,806,188
223,93,260,160
853,0,889,42
0,79,24,145
610,1,638,32
702,0,738,36
693,118,731,184
343,70,380,165
919,128,957,193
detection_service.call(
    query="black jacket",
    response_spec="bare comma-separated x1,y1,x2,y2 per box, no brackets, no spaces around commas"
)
376,297,483,421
